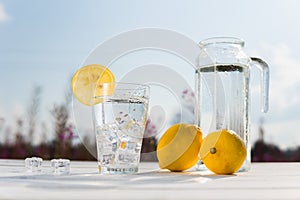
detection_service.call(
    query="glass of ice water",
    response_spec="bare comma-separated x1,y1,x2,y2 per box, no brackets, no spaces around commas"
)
92,83,150,174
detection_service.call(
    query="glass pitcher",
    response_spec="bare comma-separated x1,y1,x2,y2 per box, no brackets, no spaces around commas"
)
195,37,269,172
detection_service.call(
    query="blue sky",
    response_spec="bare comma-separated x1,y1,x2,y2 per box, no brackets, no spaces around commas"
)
1,0,300,149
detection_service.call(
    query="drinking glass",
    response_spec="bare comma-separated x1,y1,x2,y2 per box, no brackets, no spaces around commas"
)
92,83,150,174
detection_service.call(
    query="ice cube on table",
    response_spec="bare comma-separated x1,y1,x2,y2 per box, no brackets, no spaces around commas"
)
25,157,43,172
50,159,70,175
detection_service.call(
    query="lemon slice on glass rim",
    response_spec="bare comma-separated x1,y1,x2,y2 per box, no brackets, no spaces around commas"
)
71,64,115,106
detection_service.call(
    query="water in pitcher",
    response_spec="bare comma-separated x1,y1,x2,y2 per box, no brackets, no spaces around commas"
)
196,63,251,171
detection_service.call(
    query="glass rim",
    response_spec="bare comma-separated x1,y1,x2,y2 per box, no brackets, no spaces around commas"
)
96,82,150,89
199,37,245,47
93,82,150,99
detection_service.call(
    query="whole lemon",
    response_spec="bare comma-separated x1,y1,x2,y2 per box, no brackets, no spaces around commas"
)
157,124,202,172
199,129,246,175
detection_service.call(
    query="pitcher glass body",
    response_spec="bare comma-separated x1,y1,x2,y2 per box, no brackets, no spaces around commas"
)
196,37,269,172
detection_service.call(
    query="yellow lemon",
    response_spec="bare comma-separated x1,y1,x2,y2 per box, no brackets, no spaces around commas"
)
71,64,115,106
199,129,246,175
157,124,202,172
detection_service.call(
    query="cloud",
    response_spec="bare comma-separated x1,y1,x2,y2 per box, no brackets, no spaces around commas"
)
0,3,10,23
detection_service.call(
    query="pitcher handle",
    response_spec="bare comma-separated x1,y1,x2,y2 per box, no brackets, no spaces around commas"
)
250,57,269,113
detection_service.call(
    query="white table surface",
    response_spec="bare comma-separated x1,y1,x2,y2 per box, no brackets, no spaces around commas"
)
0,159,299,200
